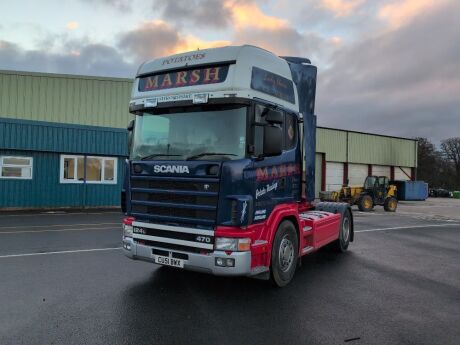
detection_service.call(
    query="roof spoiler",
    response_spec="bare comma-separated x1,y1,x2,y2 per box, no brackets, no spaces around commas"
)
280,56,311,65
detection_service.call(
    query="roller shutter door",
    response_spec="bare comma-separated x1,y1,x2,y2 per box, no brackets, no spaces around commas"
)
326,162,343,191
315,153,323,197
373,165,391,177
348,164,368,186
394,167,412,180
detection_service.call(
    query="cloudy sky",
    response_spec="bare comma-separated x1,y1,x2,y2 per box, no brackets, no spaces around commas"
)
0,0,459,143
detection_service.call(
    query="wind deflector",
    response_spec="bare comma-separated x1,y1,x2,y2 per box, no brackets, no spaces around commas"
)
279,56,312,65
281,56,317,202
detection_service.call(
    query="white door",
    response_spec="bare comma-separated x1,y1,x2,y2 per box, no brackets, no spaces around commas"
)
373,165,391,178
315,153,323,197
348,164,368,186
326,162,343,191
394,167,411,180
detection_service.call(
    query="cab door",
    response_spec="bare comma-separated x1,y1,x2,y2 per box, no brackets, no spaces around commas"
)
250,104,301,223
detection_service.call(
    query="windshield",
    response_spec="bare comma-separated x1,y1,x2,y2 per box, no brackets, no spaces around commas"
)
130,105,247,160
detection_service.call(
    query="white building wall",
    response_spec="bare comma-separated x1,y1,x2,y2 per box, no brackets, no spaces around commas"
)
326,162,343,191
394,167,412,180
348,164,368,186
372,165,391,177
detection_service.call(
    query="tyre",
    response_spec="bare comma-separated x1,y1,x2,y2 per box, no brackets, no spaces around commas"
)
384,197,398,212
332,209,351,252
270,220,299,287
358,195,374,212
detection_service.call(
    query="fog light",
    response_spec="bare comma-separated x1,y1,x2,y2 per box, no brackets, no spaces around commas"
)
215,257,235,267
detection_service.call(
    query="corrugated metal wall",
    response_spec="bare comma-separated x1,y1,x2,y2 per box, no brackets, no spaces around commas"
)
316,127,417,167
348,132,416,167
0,150,124,208
316,128,347,162
0,70,133,128
0,118,128,156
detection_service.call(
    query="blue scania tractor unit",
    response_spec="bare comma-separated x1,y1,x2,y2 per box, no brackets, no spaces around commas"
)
122,45,353,286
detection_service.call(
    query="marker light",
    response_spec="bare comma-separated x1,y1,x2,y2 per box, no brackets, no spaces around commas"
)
144,98,158,108
193,93,209,104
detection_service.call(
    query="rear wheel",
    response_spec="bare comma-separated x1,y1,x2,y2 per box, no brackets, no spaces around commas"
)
384,197,398,212
358,195,374,212
332,209,351,252
270,220,298,287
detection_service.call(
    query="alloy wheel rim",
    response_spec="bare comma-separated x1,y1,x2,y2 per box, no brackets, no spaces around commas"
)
279,235,294,272
342,217,350,242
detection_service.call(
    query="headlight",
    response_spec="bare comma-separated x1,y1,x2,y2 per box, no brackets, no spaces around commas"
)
122,217,135,238
123,224,133,237
215,237,251,251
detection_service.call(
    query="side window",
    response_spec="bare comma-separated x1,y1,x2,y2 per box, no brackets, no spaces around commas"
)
253,104,284,156
284,113,297,150
0,156,33,179
254,104,284,156
60,155,117,184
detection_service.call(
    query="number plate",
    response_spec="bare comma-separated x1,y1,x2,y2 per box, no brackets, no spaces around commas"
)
153,255,184,268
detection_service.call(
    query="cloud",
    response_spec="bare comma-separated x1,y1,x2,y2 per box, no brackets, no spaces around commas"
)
233,26,338,65
319,0,365,17
378,0,445,28
153,0,233,29
80,0,132,11
0,40,136,78
117,21,229,62
317,0,460,142
228,1,287,29
65,21,79,30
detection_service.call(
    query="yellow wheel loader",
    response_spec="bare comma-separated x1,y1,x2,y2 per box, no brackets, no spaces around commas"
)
320,176,398,212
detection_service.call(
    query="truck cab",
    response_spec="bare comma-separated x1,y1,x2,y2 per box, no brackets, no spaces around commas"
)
122,45,353,286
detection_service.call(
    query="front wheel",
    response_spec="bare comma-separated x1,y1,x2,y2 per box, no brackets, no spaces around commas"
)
384,197,398,212
270,220,299,287
332,209,351,252
358,195,374,212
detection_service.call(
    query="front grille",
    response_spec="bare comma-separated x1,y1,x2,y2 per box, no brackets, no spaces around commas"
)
132,192,217,206
133,225,214,244
131,179,219,193
131,204,215,221
130,176,219,227
135,238,211,254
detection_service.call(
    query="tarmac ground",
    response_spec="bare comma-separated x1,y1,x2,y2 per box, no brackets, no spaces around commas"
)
0,197,459,344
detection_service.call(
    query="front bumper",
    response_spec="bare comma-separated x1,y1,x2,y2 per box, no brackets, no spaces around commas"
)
122,237,252,276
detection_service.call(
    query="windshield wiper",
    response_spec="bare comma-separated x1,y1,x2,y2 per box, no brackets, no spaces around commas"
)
139,154,182,161
186,152,238,160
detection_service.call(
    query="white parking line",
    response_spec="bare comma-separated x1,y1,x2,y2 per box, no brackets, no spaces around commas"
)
355,223,460,233
0,222,119,230
0,247,122,259
0,226,119,234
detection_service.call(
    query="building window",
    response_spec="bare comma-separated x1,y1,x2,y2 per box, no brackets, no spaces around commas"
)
60,155,117,184
0,156,33,179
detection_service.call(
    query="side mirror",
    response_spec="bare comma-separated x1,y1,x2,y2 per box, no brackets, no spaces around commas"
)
263,125,282,156
127,119,135,131
265,109,283,124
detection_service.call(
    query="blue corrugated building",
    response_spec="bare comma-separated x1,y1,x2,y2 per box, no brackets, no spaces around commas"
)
0,70,133,209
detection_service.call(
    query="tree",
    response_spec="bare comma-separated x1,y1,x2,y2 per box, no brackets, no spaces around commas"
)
416,137,441,187
441,137,460,189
